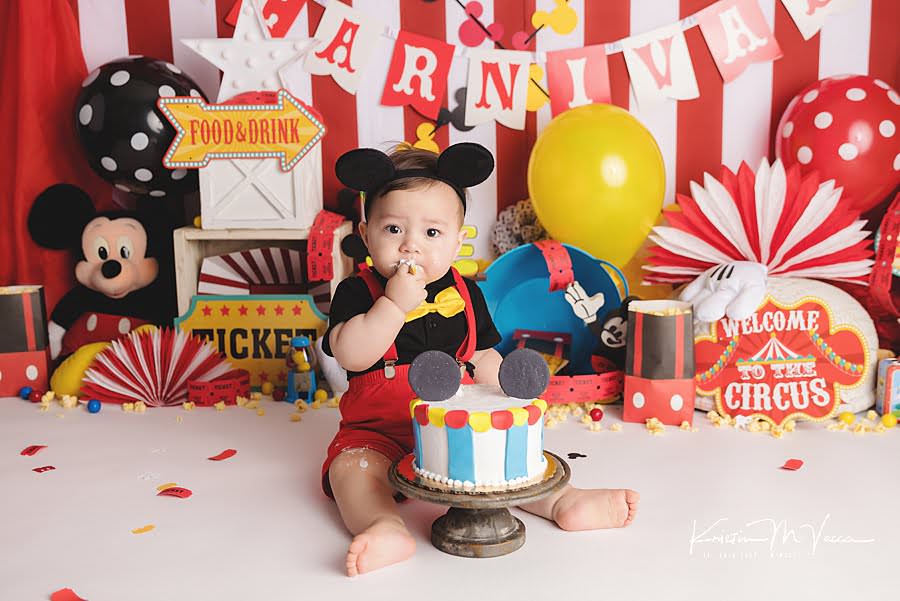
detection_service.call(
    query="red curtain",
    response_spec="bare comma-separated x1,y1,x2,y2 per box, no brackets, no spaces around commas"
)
0,0,115,314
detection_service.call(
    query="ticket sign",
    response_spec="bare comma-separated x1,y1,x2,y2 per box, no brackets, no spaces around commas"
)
158,89,325,171
174,295,326,388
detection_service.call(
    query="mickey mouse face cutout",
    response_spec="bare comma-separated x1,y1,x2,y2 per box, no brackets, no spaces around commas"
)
334,142,494,214
407,348,550,402
499,348,550,400
408,351,462,402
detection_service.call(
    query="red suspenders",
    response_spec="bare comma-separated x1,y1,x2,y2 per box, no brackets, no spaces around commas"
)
357,266,477,378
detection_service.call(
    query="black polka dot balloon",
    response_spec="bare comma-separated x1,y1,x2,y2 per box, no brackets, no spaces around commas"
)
75,56,206,198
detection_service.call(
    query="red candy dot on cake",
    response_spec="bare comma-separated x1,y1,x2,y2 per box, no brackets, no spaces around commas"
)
590,408,604,422
28,390,43,403
444,410,469,429
491,410,514,430
414,403,430,426
525,405,542,425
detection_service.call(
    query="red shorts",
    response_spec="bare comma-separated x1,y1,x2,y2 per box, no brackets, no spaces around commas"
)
321,364,473,498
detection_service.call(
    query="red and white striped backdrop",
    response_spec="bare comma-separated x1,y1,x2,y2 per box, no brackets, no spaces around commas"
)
71,0,897,260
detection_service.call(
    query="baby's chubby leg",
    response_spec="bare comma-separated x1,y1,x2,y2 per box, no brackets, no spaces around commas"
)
518,484,639,531
328,449,416,576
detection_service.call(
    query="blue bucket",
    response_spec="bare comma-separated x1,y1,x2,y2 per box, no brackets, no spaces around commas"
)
479,243,628,374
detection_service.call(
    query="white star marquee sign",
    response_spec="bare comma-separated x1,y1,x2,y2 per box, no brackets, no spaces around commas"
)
182,0,314,102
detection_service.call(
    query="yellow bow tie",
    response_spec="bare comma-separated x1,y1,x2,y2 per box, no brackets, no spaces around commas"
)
405,287,465,323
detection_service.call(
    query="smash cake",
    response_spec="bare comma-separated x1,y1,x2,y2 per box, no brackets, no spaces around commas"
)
406,349,552,492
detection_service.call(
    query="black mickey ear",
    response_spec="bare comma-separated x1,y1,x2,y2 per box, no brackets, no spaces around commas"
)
340,233,368,263
408,350,461,402
436,142,494,189
28,184,96,250
499,348,550,399
335,148,396,194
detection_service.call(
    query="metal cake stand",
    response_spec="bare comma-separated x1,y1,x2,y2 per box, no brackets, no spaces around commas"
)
389,451,570,558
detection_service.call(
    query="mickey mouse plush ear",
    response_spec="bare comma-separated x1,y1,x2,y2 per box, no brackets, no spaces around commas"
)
408,350,461,402
28,184,96,250
334,148,396,194
499,348,550,399
436,142,494,189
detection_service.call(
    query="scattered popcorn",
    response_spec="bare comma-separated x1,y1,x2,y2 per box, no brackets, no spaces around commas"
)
544,418,558,429
609,423,622,432
176,415,183,423
38,404,50,413
866,410,878,421
60,395,78,409
571,406,584,418
182,402,195,411
250,392,262,401
123,403,134,412
680,421,691,430
826,423,842,431
56,413,65,419
580,415,592,425
245,400,259,410
214,401,226,411
706,410,720,421
41,391,56,403
784,420,796,432
236,396,248,407
134,401,147,413
645,417,665,435
311,400,321,410
290,413,303,422
326,397,339,408
588,422,602,432
771,426,784,439
256,408,265,417
852,423,865,435
874,423,887,433
294,400,308,412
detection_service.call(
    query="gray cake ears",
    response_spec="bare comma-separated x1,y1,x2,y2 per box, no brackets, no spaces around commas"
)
499,348,551,400
408,351,462,402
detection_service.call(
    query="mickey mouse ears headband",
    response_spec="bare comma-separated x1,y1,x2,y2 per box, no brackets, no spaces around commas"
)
335,142,494,216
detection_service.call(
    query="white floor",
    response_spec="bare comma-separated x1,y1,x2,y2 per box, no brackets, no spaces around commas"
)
1,396,897,601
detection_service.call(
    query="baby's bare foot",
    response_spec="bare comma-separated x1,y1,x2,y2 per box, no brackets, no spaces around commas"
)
345,517,416,577
552,488,640,531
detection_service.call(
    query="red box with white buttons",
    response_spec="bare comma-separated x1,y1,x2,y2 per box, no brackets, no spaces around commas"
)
0,349,50,396
1,286,50,396
622,300,696,426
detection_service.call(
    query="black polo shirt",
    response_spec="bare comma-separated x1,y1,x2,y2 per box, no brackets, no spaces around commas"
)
322,268,501,378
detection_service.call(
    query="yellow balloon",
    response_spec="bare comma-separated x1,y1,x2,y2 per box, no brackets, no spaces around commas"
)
527,104,665,267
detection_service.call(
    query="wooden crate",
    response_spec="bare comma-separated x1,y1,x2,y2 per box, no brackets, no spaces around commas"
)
173,222,353,317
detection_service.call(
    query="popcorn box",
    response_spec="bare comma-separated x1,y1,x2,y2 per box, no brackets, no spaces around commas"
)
623,300,695,426
0,286,50,396
875,358,900,416
0,349,50,397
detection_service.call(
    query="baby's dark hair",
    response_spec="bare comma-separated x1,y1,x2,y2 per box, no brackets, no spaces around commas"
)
364,145,465,222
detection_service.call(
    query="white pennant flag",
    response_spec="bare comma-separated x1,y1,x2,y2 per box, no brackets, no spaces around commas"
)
780,0,859,41
465,49,532,130
303,1,383,94
622,23,699,110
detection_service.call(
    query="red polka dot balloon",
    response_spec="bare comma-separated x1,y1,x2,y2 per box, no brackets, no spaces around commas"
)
775,75,900,213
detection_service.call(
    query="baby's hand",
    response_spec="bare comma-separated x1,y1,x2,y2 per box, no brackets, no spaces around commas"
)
385,261,427,314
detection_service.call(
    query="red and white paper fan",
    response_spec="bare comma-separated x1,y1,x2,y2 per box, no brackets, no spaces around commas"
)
198,247,330,313
644,158,873,285
82,328,232,406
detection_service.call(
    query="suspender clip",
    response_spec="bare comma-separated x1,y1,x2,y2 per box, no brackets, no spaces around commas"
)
384,359,397,379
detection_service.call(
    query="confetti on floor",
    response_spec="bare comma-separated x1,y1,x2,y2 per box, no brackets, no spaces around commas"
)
131,524,155,534
567,452,587,459
208,449,237,461
20,444,47,456
781,459,804,471
50,588,86,601
32,465,55,473
157,486,193,499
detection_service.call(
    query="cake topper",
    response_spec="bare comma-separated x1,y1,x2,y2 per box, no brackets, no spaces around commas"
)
499,348,550,399
408,350,462,402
